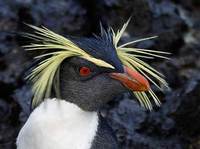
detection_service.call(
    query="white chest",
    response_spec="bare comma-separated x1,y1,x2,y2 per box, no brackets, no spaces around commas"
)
16,99,98,149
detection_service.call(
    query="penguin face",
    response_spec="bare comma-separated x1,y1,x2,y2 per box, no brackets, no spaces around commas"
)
60,57,126,111
60,57,149,111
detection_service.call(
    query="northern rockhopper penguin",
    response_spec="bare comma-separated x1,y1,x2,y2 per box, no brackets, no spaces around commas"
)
16,20,169,149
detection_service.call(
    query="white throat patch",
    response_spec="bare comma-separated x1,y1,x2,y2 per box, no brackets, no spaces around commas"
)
16,98,98,149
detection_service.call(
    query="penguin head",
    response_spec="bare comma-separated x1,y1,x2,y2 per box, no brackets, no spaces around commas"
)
25,21,168,111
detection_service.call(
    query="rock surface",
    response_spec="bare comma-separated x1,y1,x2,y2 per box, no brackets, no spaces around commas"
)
0,0,200,148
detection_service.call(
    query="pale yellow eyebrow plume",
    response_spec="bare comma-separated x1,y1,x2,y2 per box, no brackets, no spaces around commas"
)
24,25,114,108
113,20,170,110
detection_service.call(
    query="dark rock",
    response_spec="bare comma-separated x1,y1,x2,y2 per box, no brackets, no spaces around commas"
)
0,47,28,84
94,0,187,55
13,85,32,123
0,98,20,149
0,1,18,31
105,96,187,149
173,79,200,137
17,0,87,35
0,99,11,122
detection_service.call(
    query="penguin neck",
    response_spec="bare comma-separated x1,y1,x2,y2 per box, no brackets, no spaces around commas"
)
17,98,99,149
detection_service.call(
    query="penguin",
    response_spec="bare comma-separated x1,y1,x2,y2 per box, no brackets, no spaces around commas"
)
16,21,169,149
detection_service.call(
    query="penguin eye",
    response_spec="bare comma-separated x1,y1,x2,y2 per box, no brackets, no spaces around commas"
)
79,66,91,77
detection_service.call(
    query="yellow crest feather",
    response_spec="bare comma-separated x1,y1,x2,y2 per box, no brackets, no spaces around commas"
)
24,25,114,107
113,20,170,110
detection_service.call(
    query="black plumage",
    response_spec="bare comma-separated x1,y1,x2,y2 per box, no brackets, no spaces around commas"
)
70,27,124,73
91,114,119,149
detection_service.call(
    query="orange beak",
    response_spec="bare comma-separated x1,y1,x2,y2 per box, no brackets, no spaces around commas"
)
109,66,150,91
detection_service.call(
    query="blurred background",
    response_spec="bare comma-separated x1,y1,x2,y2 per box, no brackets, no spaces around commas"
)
0,0,200,148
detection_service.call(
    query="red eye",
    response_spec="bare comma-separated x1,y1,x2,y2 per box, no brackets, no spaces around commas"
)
79,67,91,77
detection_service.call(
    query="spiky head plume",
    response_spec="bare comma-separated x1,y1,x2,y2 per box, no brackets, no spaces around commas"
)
113,20,170,110
24,20,169,110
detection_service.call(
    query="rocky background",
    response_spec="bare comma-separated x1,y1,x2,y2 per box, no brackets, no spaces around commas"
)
0,0,200,148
